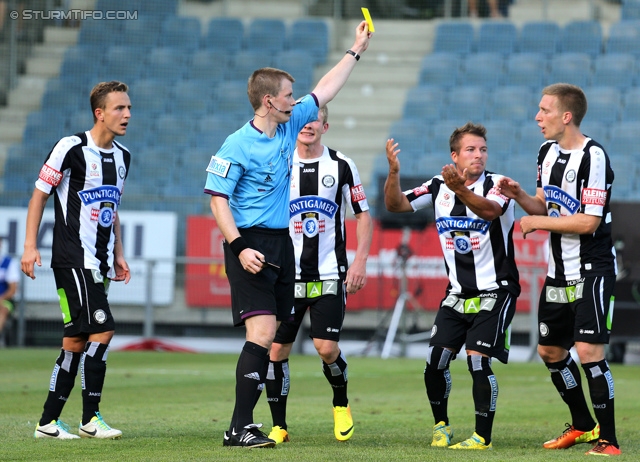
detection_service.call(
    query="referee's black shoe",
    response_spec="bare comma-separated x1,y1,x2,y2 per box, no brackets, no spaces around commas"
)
224,423,276,448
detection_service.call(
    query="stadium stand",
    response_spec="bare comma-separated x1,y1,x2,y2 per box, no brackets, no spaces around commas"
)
458,52,504,88
418,52,461,88
401,85,445,123
518,21,561,57
606,20,640,56
504,52,548,90
246,18,287,54
585,85,623,124
476,22,518,56
548,52,592,88
203,17,245,53
288,18,330,65
432,22,475,55
591,53,636,90
441,85,486,123
559,20,603,57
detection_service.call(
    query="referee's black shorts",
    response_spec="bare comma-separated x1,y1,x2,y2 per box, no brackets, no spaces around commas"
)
224,227,295,327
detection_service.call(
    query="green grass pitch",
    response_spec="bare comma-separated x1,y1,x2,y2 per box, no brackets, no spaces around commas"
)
1,348,638,461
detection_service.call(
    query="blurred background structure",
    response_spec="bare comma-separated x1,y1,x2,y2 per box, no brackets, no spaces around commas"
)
0,0,638,362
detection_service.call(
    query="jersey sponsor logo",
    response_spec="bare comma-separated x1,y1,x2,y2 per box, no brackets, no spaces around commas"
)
294,280,338,298
77,185,121,206
264,174,273,182
89,162,100,177
560,366,578,389
351,184,366,202
98,207,115,227
49,364,60,391
39,164,63,186
543,185,580,215
297,216,324,238
413,184,429,197
582,187,607,206
435,216,490,234
289,195,338,218
487,186,508,201
302,168,315,173
206,155,231,178
322,174,335,188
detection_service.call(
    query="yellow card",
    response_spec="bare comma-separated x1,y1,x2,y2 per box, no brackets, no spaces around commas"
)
361,7,375,32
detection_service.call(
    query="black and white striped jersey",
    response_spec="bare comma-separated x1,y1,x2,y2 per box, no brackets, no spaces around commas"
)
536,138,616,280
404,172,520,296
35,131,130,278
289,146,369,281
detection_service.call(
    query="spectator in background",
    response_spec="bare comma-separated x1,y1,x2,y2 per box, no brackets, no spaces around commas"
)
265,105,373,444
498,83,621,456
384,123,520,450
0,239,20,341
469,0,510,17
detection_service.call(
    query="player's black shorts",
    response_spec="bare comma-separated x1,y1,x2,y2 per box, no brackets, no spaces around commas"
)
53,268,115,337
224,227,295,327
429,289,518,364
538,275,615,350
274,279,346,344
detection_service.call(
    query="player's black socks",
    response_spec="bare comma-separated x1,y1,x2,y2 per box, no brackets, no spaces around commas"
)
582,359,617,446
266,359,290,428
546,355,597,431
81,342,109,425
40,349,81,426
322,351,348,407
424,346,453,425
230,341,269,431
468,354,497,445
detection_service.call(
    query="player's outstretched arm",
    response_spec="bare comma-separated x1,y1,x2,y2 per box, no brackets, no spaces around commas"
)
313,21,372,108
384,139,413,213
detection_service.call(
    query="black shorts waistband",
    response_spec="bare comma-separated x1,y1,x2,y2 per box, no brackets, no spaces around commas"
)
239,227,289,236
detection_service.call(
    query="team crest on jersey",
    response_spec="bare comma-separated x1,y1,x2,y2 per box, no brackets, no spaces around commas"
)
91,206,115,227
322,175,335,188
93,309,107,324
295,214,325,237
565,169,576,183
39,164,62,186
118,166,126,179
446,234,480,254
206,155,231,178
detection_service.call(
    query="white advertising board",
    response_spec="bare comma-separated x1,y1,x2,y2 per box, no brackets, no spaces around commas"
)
0,207,177,305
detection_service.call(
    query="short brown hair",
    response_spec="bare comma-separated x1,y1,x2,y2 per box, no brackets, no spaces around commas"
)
247,68,295,111
449,122,487,153
542,83,588,127
319,105,328,124
90,81,129,123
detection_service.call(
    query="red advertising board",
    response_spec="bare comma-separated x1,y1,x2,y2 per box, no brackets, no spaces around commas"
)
185,216,547,312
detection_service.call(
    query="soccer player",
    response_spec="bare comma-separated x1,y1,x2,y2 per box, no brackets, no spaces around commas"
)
384,122,520,450
22,81,131,440
498,83,621,456
265,105,373,444
205,22,372,448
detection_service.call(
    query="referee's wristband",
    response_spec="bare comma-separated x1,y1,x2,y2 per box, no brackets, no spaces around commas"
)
229,237,249,257
346,49,360,61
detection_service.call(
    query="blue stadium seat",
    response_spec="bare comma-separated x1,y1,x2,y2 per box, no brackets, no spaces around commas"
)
606,21,640,56
60,46,102,84
41,88,85,112
103,45,144,83
158,17,201,52
401,85,446,123
429,120,461,154
432,22,475,55
476,22,518,56
152,115,192,148
548,53,592,88
225,50,275,81
388,119,429,154
198,114,244,135
187,50,229,83
608,120,640,146
441,86,486,124
122,18,161,49
517,123,546,155
274,50,315,96
245,19,286,54
129,79,168,113
591,53,636,89
504,52,547,90
172,80,214,116
584,86,622,124
23,111,67,148
418,52,461,88
621,0,640,20
135,0,178,19
66,110,94,133
483,120,519,160
213,81,254,119
580,120,610,144
518,21,561,57
559,20,603,57
457,52,504,89
142,47,187,81
2,156,36,195
192,130,231,151
621,86,640,121
78,18,120,46
288,19,329,65
489,85,535,122
204,18,244,53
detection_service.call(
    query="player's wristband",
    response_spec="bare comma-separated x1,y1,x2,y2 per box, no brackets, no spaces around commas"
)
346,49,360,61
229,237,249,257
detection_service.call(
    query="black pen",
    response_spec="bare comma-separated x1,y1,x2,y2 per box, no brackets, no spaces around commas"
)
261,260,280,269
